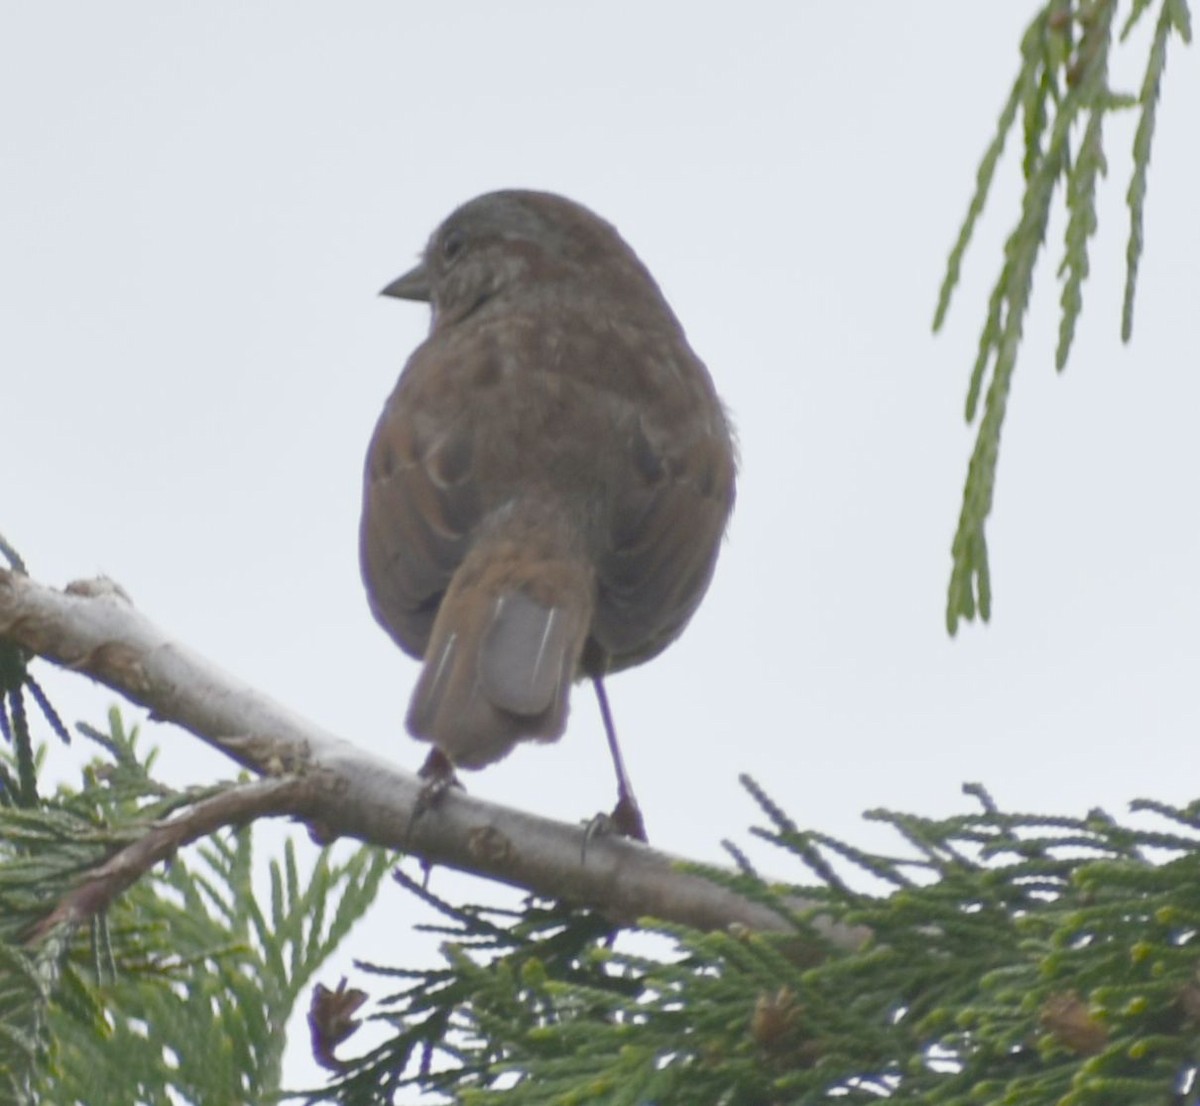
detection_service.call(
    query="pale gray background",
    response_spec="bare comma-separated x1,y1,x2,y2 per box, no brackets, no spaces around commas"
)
3,2,1197,1094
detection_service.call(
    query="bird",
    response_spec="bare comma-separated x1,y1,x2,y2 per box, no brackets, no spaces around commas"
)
360,190,736,840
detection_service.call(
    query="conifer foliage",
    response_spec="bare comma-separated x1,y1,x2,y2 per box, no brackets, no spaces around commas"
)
317,780,1200,1105
0,702,389,1106
934,0,1191,632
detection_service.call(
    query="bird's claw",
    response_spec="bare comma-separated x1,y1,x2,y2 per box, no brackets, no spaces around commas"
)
407,749,464,843
581,793,648,862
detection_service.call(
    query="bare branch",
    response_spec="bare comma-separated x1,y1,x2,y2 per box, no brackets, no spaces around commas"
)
0,569,867,948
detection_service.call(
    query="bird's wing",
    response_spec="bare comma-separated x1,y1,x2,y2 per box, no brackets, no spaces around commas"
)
359,371,481,658
592,410,736,670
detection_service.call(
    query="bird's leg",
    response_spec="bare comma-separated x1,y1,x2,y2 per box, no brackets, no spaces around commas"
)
591,675,648,842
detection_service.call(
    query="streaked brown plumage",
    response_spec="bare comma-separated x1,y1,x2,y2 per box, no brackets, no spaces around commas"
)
360,190,735,835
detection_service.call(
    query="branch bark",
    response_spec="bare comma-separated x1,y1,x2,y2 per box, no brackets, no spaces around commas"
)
0,568,867,949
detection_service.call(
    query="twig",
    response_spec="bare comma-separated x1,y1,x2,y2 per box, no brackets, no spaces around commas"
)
28,775,313,940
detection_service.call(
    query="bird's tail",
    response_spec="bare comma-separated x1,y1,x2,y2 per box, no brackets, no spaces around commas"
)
407,520,594,769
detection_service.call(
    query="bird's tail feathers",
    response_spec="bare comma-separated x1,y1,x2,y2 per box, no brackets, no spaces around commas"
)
407,537,593,768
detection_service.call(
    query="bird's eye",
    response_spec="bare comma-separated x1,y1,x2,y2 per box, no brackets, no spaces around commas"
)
441,230,465,264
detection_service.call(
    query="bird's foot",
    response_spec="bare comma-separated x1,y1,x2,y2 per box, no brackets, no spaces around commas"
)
408,750,464,887
609,792,648,842
409,749,463,828
581,792,649,861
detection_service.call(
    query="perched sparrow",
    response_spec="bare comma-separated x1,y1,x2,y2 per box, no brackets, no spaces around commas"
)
361,190,736,838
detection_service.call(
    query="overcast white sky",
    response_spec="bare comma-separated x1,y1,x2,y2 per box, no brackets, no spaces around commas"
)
3,2,1198,1095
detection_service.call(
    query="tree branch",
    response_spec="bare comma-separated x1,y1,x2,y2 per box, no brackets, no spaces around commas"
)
0,568,867,948
28,775,313,940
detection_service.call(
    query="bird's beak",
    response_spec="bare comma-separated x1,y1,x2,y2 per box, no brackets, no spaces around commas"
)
380,262,431,302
